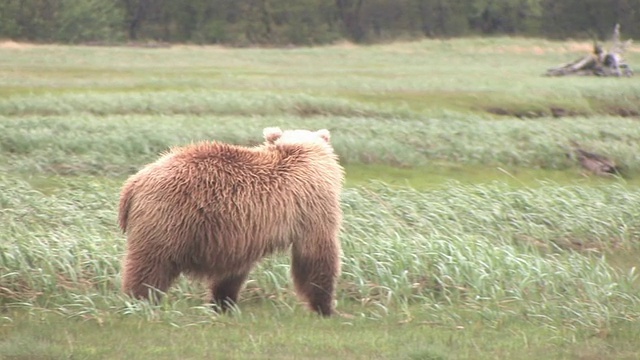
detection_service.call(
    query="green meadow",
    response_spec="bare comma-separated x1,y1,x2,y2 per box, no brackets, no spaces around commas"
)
1,38,639,359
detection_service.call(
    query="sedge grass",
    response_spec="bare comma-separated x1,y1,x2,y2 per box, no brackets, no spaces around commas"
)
2,38,640,358
1,113,640,177
2,176,639,331
1,38,639,116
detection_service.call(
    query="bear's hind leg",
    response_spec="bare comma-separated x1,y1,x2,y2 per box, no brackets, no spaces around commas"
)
122,253,180,302
209,272,249,312
291,241,340,317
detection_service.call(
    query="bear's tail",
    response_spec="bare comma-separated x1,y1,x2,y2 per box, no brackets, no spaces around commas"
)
118,181,136,233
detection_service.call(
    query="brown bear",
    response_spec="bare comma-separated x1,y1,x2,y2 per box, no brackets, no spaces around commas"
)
118,127,344,316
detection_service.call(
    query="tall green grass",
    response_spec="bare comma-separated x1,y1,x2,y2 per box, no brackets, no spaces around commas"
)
2,176,638,329
1,38,639,115
2,113,639,176
2,39,640,357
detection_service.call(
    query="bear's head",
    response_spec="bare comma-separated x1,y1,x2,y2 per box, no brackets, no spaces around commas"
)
263,127,332,150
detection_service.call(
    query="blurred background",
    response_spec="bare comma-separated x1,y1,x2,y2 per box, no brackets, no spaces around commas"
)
1,0,638,45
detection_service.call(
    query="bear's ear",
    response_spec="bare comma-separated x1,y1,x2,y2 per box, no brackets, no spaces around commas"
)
316,129,331,143
263,127,283,143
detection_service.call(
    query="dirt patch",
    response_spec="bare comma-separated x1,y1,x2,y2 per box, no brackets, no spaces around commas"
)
564,42,594,53
607,107,640,117
495,45,550,55
564,41,640,54
486,106,584,118
478,41,639,55
83,40,171,48
329,40,358,49
171,44,231,52
0,40,33,49
486,105,640,119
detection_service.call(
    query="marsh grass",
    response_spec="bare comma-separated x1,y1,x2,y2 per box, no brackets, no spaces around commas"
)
2,175,640,357
2,113,640,177
1,38,639,116
2,176,639,329
2,38,640,358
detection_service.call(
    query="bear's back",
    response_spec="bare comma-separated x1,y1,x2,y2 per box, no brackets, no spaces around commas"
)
121,139,342,269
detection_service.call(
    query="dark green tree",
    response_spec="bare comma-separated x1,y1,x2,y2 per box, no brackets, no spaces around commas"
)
0,0,638,45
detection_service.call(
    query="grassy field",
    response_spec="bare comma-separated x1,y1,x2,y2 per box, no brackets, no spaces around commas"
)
1,38,640,359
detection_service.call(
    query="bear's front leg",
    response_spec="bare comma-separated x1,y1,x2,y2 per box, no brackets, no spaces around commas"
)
291,240,340,317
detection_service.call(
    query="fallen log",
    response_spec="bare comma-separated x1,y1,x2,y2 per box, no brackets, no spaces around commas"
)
545,24,633,77
569,142,620,176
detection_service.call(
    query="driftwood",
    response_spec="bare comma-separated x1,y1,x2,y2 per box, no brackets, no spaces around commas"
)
569,142,620,176
545,24,633,77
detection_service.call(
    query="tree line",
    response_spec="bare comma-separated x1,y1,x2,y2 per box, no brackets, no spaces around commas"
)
1,0,637,46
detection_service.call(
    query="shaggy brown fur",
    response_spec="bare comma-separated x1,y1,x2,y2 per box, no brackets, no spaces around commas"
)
118,127,344,316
